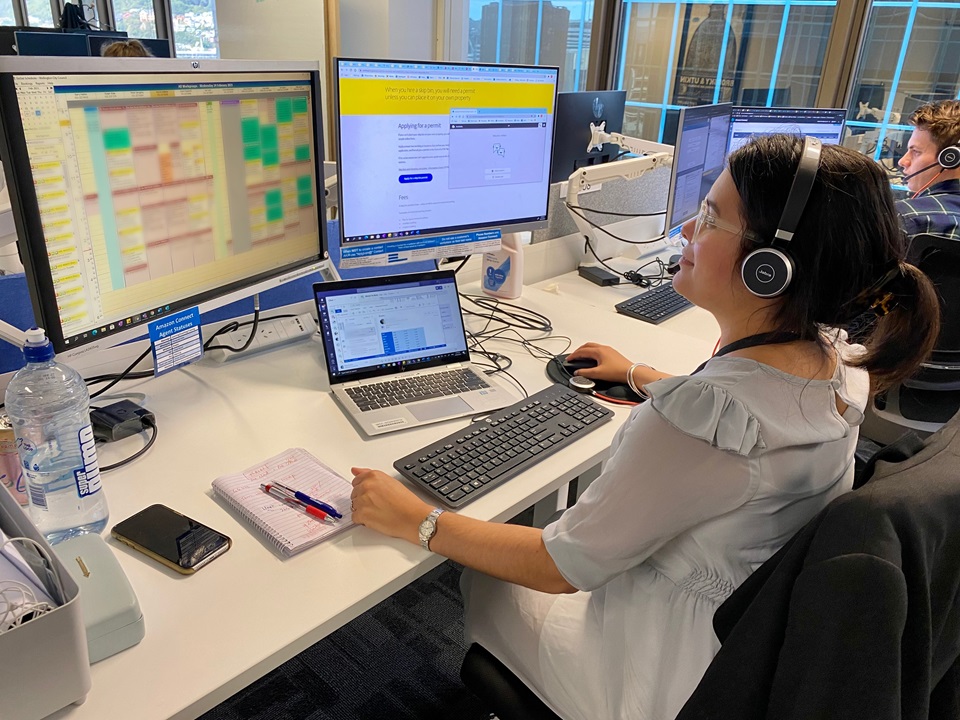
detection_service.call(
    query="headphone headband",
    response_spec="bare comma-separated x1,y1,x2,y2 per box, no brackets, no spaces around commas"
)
773,136,822,243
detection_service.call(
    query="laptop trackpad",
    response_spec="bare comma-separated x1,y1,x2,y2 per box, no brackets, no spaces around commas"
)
410,396,472,422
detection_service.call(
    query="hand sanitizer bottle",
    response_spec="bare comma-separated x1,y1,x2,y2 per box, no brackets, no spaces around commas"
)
481,233,523,299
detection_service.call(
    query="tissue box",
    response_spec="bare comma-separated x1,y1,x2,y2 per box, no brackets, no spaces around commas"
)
0,487,90,720
54,533,145,663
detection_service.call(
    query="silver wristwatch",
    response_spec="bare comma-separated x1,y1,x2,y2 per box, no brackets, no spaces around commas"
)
418,507,444,551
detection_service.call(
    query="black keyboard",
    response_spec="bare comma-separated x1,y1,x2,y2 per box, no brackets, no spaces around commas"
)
615,282,692,324
345,368,489,412
394,384,614,508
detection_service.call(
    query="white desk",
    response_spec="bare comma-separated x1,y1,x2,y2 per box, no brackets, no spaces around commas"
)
46,281,714,720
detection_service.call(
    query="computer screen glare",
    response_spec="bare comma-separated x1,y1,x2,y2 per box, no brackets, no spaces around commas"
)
335,59,558,246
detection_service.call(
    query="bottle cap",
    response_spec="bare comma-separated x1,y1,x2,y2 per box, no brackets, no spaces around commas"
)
22,327,54,362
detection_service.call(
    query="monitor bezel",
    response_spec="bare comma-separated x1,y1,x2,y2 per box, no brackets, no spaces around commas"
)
332,56,559,246
662,102,733,241
0,57,328,357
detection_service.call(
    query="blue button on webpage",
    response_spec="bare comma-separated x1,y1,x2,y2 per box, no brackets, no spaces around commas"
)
399,174,433,183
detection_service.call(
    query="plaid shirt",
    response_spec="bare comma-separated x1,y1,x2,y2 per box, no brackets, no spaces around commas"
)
896,179,960,245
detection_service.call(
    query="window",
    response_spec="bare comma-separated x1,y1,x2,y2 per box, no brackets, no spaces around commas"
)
112,0,159,38
615,1,837,143
171,0,219,58
845,1,960,172
0,0,15,26
465,0,594,92
24,0,54,27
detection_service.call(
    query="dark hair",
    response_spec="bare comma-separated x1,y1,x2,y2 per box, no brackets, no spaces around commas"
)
101,39,152,58
909,99,960,153
727,134,940,392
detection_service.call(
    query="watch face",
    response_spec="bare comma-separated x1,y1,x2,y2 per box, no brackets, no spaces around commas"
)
419,519,432,539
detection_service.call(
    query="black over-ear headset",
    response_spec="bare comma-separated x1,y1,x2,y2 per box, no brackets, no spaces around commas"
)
741,136,822,298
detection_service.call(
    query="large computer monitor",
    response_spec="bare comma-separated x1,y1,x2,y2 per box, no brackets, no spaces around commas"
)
88,36,173,59
550,90,626,184
663,103,732,243
14,31,89,57
727,107,846,154
334,59,558,256
0,57,327,357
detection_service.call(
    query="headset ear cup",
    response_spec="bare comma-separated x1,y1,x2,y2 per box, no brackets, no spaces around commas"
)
741,247,794,298
939,146,960,170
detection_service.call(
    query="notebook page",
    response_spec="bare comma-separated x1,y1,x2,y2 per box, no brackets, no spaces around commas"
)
213,448,353,553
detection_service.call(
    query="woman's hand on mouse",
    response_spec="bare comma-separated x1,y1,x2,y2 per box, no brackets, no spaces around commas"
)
566,343,634,383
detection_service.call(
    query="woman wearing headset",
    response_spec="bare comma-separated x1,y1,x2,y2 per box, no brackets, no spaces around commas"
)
350,135,941,720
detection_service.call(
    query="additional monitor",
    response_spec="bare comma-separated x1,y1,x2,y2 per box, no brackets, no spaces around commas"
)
0,27,59,56
89,36,173,58
15,31,89,57
0,57,327,356
727,107,847,154
663,103,732,242
550,90,626,184
334,58,558,251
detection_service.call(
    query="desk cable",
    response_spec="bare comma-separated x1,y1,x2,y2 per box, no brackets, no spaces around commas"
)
0,535,64,635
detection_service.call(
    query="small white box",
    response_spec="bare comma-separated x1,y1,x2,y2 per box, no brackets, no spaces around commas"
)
0,488,91,720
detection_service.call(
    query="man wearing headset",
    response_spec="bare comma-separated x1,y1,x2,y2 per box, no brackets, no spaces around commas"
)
896,99,960,245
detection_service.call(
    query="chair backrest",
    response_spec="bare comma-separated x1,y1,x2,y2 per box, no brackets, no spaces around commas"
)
909,233,960,364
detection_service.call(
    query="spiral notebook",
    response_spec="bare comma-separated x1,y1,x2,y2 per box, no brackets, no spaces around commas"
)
211,448,354,557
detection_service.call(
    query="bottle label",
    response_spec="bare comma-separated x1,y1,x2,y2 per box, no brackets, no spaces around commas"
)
483,256,510,292
75,424,101,497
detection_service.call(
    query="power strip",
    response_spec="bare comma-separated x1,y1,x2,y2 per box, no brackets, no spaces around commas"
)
205,313,316,363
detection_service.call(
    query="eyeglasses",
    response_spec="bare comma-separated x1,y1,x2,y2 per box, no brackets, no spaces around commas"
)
691,200,760,242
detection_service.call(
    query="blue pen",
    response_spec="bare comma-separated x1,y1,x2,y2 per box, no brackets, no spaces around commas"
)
270,481,343,519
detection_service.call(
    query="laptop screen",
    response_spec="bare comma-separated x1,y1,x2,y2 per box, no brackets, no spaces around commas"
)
315,271,470,382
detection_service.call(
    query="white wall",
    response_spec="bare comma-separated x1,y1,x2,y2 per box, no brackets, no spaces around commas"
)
215,0,329,152
339,0,436,60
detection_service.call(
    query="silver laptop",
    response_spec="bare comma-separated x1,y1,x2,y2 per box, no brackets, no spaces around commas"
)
314,270,521,436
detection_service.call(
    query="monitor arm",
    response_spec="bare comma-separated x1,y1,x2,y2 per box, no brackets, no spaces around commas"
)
565,137,673,266
0,318,28,348
588,122,673,157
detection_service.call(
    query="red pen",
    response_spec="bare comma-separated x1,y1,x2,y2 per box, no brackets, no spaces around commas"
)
261,483,336,524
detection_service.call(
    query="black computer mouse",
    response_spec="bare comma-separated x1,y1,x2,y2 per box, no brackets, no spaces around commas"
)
560,354,598,373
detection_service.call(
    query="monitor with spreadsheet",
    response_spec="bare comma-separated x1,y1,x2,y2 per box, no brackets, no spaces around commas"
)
663,103,732,243
727,106,846,154
0,57,327,356
334,58,558,253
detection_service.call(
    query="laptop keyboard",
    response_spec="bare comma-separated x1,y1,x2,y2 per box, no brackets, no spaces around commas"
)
345,368,490,412
394,384,614,508
615,282,692,324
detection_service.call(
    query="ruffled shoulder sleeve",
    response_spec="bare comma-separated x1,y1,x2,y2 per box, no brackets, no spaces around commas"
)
645,376,765,456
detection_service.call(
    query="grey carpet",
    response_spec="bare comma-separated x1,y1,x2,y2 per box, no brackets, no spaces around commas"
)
199,561,492,720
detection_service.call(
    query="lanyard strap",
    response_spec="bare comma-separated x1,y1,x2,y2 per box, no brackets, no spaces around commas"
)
692,331,801,375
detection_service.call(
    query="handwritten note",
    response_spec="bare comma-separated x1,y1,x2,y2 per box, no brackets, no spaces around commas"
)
212,448,354,556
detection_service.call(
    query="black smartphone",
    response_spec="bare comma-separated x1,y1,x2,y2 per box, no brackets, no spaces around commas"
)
111,504,231,574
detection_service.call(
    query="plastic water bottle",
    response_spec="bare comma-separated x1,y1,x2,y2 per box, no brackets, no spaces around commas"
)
4,328,108,544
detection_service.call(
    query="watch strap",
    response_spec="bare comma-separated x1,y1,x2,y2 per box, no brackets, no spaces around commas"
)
419,507,444,550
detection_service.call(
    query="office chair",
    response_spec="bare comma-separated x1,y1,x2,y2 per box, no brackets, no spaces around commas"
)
462,411,960,720
873,233,960,434
676,408,960,719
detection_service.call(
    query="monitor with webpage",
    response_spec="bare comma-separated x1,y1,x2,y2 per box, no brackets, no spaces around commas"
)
0,57,327,358
334,58,558,258
550,90,626,184
663,103,733,244
727,106,846,154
